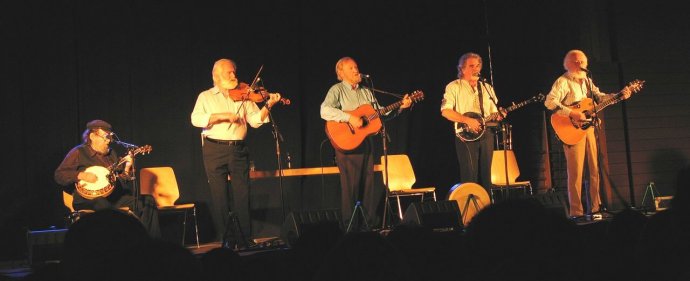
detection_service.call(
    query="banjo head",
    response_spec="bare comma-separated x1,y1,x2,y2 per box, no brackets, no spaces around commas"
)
75,166,114,199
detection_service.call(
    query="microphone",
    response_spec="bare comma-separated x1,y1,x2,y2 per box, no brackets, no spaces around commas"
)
109,133,140,149
580,67,589,73
360,73,370,78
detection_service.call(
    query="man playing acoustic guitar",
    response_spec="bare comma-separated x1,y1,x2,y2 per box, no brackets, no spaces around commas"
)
544,50,633,219
321,57,412,230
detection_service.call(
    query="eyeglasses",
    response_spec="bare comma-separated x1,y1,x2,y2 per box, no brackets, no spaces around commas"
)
95,132,113,141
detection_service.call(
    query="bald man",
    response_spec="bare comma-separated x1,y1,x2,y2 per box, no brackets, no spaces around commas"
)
544,50,631,219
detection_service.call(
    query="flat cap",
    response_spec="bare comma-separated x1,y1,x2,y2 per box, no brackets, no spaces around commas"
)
86,119,112,131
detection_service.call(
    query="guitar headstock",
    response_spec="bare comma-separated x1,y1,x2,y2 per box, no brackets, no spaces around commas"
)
626,79,645,94
532,93,546,103
408,90,425,103
132,145,153,156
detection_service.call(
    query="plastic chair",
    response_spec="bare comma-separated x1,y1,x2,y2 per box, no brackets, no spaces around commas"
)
139,167,200,248
63,191,89,225
490,150,532,203
381,154,437,219
62,191,132,226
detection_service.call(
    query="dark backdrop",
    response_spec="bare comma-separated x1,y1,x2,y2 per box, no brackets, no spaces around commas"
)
2,0,689,260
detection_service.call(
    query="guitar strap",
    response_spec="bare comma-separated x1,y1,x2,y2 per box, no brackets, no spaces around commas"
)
477,81,486,117
561,74,584,107
585,77,600,105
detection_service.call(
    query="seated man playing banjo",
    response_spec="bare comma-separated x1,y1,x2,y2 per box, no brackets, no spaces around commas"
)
55,119,160,237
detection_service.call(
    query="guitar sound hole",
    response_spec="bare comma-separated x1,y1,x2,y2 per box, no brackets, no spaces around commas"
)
361,118,369,127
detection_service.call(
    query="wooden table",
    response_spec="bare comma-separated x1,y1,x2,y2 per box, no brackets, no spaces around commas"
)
230,164,384,180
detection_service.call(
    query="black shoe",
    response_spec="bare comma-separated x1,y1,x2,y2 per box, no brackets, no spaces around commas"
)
222,239,239,250
245,239,258,248
569,215,587,223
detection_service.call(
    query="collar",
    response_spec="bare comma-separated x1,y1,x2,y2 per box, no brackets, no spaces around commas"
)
342,81,358,90
565,72,587,82
211,86,223,95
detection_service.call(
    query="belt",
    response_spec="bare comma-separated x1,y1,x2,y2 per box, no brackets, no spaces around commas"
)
205,137,245,146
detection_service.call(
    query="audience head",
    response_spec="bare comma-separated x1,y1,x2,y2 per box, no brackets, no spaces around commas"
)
61,209,150,281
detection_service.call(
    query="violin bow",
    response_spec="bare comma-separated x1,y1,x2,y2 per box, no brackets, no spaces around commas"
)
249,64,263,90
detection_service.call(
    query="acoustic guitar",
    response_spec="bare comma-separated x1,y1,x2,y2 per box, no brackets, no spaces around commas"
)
550,80,644,145
75,145,152,199
325,91,424,151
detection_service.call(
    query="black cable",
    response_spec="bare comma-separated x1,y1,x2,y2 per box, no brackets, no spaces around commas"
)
319,138,331,208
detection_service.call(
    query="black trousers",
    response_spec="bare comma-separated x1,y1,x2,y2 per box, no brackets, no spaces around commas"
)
202,140,251,241
73,188,161,238
454,130,494,194
334,137,380,229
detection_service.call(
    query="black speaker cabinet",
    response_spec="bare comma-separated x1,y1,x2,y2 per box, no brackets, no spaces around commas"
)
532,190,569,218
281,209,342,247
26,227,68,266
401,200,463,231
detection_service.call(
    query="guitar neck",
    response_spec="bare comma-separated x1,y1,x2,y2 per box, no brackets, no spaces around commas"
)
376,100,405,115
505,98,534,113
486,97,537,121
593,92,624,114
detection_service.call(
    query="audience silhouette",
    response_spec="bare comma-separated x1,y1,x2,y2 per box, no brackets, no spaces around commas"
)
636,164,690,281
463,197,583,281
21,165,690,281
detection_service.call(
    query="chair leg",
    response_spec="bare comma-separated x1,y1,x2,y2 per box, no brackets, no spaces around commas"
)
528,183,533,196
396,195,403,220
192,206,200,248
181,209,188,246
432,192,437,201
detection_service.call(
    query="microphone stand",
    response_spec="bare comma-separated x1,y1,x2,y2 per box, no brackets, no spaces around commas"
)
584,71,622,220
481,80,510,202
362,77,392,231
268,109,286,222
112,138,141,213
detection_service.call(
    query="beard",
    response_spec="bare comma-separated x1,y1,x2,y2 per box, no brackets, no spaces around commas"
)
91,142,110,155
218,78,238,90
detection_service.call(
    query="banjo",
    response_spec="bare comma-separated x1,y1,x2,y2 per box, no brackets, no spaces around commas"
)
454,94,544,142
75,145,152,199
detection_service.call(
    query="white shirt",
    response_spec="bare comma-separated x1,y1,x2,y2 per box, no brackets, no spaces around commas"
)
544,73,609,117
190,86,268,140
440,79,499,117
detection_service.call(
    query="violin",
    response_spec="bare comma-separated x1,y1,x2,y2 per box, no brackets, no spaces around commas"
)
228,82,291,105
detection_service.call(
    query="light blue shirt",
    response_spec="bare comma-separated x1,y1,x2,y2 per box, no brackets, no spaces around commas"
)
320,81,383,122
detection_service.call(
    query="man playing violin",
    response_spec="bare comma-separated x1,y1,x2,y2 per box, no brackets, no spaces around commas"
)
191,58,281,248
55,119,160,237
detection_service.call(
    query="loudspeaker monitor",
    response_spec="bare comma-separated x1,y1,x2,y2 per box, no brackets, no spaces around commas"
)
401,200,462,231
280,209,342,247
26,227,68,266
532,190,569,218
